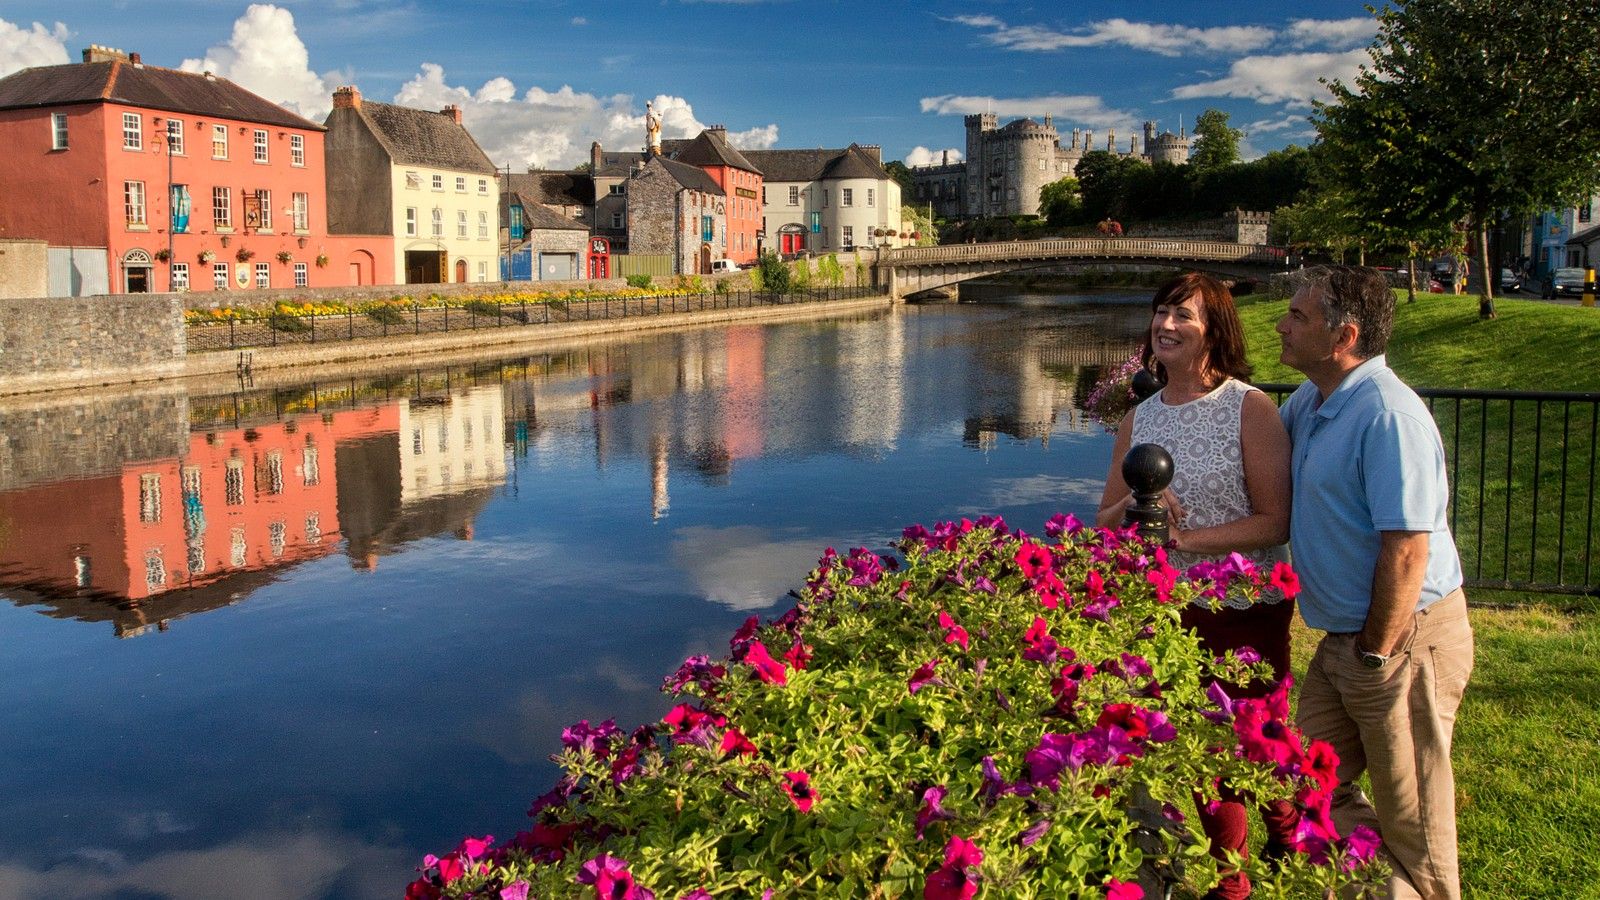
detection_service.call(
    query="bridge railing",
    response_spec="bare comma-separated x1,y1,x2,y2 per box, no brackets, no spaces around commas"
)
877,238,1292,267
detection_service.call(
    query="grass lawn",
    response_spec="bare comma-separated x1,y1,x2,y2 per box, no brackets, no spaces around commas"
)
1229,291,1600,897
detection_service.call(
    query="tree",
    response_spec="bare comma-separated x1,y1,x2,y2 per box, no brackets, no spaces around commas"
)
1038,177,1081,226
1189,109,1242,173
1314,0,1600,318
1074,151,1151,222
884,160,917,197
901,202,939,246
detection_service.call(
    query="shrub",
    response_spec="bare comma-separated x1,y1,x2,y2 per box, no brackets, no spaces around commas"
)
713,278,731,296
405,517,1381,899
266,311,309,333
676,274,706,294
790,256,812,290
464,298,503,318
626,274,653,289
755,252,789,294
368,304,408,326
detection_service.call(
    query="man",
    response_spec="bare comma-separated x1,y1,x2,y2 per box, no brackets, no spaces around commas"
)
1276,266,1474,900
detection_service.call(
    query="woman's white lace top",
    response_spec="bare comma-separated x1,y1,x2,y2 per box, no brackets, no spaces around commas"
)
1130,378,1286,608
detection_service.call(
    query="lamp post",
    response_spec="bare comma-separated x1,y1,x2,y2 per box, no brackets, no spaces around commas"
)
160,119,178,291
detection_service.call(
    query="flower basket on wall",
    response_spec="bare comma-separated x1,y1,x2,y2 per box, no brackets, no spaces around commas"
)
276,250,294,264
236,247,256,263
153,248,171,262
315,254,330,268
198,250,216,264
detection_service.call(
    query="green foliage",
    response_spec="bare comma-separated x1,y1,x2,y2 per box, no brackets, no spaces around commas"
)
1038,178,1082,227
626,274,653,289
884,160,917,196
266,311,309,333
901,203,939,246
1189,109,1243,173
755,251,790,294
367,304,408,326
790,256,811,290
463,298,503,318
412,522,1378,899
816,254,844,287
676,274,706,294
713,278,731,296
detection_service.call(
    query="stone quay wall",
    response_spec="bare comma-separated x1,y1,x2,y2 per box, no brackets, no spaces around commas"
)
0,294,185,396
0,386,189,491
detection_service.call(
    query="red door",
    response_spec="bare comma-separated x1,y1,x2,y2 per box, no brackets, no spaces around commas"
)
455,259,468,283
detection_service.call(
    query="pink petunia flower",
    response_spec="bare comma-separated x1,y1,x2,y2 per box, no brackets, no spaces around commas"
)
908,658,943,695
500,883,530,900
720,727,758,758
1014,541,1053,579
743,641,789,686
576,853,654,900
1269,560,1301,598
781,770,816,813
783,640,813,671
938,611,971,651
915,785,955,839
1105,878,1144,899
923,835,983,900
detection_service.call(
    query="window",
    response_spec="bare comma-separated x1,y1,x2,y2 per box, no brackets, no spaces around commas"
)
405,207,417,237
431,207,443,237
702,215,714,242
212,124,228,159
124,181,147,226
609,184,624,195
122,113,142,150
302,440,320,486
867,188,874,207
611,212,623,229
305,512,322,544
822,190,829,207
290,134,304,166
257,189,272,231
457,209,468,238
213,262,229,289
842,188,853,207
269,521,286,558
255,262,270,288
405,171,421,190
478,178,489,194
74,555,92,588
809,211,821,233
51,113,68,150
477,260,487,281
225,458,245,505
294,262,307,287
478,210,489,239
789,186,799,206
432,174,444,191
170,184,190,233
455,176,467,192
1038,159,1046,171
509,205,524,240
139,473,162,522
165,118,184,155
172,262,189,291
292,192,308,232
213,187,232,229
230,527,247,566
843,225,853,247
253,129,268,163
145,554,166,591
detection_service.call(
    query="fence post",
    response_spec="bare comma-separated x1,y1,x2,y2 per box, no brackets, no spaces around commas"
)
414,302,420,335
444,303,449,332
230,318,236,349
520,299,526,326
347,307,353,340
310,313,316,344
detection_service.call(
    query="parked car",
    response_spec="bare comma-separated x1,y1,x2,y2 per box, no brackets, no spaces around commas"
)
1545,267,1588,298
710,258,738,274
1499,268,1521,292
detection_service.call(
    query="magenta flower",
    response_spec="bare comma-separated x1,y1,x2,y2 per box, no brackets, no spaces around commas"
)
729,615,761,656
577,853,653,900
500,883,530,900
1342,825,1381,869
845,547,885,586
938,611,971,651
1014,541,1053,578
1269,560,1301,598
1044,513,1084,538
562,720,620,758
1018,820,1051,846
1031,568,1067,609
908,658,943,695
610,744,641,785
914,785,955,839
680,891,714,900
720,727,758,758
783,640,813,670
781,770,816,813
1022,617,1065,665
742,640,789,686
923,835,983,900
663,703,725,745
664,655,727,695
456,834,494,861
1105,878,1144,899
1050,661,1096,711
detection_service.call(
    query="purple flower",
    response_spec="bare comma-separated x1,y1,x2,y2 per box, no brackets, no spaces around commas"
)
914,785,955,839
844,547,884,586
500,883,530,900
1234,646,1262,665
1201,681,1238,725
1044,513,1084,538
979,755,1032,804
1018,820,1051,846
1342,825,1382,869
663,655,727,695
908,658,943,695
561,719,620,757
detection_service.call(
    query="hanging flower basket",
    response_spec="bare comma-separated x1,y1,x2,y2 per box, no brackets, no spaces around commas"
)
276,250,294,264
235,247,256,263
153,248,171,262
911,231,922,241
198,249,216,264
315,253,330,268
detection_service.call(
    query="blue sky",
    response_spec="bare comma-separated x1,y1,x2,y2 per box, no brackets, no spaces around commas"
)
0,1,1378,170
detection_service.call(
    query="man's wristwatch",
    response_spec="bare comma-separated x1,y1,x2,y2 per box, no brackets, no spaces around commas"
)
1355,641,1390,669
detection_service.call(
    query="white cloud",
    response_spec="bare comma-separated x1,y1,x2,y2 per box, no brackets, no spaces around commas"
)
670,525,821,611
1287,17,1377,49
920,94,1141,133
178,4,343,120
394,66,777,169
1244,115,1309,134
1170,49,1368,108
571,16,588,26
953,15,1275,57
904,146,963,167
0,18,70,77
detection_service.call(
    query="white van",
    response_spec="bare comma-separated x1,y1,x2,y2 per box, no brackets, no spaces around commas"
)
710,258,738,274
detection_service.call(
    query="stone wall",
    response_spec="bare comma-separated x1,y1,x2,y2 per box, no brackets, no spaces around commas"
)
0,386,188,491
0,239,48,299
179,275,634,311
0,294,184,395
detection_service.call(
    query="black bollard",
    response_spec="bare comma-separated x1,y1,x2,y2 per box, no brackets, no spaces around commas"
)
1122,442,1174,544
1130,368,1165,402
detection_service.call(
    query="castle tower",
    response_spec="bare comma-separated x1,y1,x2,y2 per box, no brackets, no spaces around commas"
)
963,113,997,217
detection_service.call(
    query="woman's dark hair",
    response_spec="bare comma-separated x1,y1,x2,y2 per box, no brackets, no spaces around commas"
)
1138,271,1253,383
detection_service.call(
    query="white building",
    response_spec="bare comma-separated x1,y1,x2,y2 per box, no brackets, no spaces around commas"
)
743,145,903,255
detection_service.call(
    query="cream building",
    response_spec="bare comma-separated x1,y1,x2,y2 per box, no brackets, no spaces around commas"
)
743,145,904,255
324,86,500,284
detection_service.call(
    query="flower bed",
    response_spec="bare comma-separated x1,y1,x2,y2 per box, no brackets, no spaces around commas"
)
406,516,1380,899
181,287,680,326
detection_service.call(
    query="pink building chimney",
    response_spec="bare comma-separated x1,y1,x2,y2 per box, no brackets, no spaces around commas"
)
332,86,362,109
442,105,462,125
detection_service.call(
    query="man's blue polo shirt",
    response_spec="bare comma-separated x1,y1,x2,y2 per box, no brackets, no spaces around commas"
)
1280,355,1463,633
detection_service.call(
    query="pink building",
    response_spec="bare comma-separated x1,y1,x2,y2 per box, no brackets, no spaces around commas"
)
0,45,391,294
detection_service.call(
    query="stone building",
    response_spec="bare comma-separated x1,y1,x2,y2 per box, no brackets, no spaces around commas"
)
910,114,1191,219
625,155,727,275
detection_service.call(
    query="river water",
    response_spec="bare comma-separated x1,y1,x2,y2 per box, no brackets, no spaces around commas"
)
0,291,1147,899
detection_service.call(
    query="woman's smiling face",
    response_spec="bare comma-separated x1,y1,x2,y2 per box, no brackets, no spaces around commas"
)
1150,291,1209,373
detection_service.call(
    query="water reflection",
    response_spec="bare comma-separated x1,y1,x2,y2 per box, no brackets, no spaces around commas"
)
0,296,1146,899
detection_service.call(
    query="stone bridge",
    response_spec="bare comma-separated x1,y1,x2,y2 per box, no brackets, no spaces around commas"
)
871,238,1295,298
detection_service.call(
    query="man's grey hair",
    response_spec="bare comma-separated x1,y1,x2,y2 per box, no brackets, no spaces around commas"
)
1289,265,1395,359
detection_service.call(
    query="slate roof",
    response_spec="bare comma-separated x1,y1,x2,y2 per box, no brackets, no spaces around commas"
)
671,130,762,175
504,190,588,231
742,145,889,183
502,171,594,208
595,149,648,177
0,60,322,130
654,156,724,195
336,99,496,174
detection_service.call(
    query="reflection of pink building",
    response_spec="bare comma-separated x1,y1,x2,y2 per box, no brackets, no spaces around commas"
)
722,326,766,460
0,405,397,604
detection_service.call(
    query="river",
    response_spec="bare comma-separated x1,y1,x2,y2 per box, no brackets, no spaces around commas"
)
0,291,1148,899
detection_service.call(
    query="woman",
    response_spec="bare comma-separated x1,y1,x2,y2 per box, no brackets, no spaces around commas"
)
1095,272,1295,900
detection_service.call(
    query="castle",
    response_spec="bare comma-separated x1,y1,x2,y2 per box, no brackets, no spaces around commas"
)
909,114,1190,219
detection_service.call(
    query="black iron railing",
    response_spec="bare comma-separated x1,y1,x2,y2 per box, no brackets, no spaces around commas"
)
1257,383,1600,596
187,287,881,353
